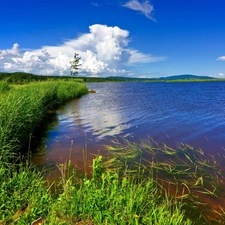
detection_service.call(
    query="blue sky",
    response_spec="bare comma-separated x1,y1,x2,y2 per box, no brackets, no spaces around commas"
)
0,0,225,78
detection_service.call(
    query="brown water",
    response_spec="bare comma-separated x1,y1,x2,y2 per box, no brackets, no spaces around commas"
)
31,81,225,221
32,82,225,167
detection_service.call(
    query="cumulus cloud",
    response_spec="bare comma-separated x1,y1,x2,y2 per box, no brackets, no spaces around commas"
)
217,56,225,61
123,0,155,21
0,24,164,76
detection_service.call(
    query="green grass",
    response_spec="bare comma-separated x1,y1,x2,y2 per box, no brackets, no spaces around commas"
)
0,163,52,224
0,80,224,224
0,72,85,84
0,154,193,225
105,138,225,224
0,80,88,159
45,156,192,225
0,81,10,94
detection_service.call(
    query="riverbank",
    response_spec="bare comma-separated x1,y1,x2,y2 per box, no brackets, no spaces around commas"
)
1,71,225,83
0,80,223,224
0,80,88,223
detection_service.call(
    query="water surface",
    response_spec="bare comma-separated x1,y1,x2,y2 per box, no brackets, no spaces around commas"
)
32,82,225,168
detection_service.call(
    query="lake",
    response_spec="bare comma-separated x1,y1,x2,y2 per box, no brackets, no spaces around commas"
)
32,81,225,171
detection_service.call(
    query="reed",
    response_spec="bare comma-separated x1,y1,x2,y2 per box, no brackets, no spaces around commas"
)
0,80,88,159
0,80,88,224
45,156,192,225
105,138,225,224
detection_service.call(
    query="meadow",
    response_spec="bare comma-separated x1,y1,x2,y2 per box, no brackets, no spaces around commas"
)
0,78,224,224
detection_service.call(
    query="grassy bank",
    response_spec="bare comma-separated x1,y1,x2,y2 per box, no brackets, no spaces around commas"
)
0,156,193,225
0,80,88,158
0,80,224,224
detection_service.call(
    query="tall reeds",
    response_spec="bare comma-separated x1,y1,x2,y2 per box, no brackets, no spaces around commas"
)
0,80,88,224
0,81,88,160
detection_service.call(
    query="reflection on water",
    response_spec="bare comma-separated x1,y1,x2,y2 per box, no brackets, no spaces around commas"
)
32,82,225,168
31,81,225,221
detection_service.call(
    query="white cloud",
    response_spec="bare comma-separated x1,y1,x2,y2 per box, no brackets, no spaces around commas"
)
0,43,21,57
217,56,225,61
218,73,225,77
123,0,155,21
0,24,164,76
126,49,165,64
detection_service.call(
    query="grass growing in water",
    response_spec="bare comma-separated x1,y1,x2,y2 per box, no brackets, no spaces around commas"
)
45,156,192,225
0,154,193,225
106,138,225,224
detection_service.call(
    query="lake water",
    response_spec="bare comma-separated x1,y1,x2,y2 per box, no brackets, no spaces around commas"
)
32,82,225,170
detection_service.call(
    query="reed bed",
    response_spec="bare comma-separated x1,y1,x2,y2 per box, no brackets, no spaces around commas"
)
0,80,88,159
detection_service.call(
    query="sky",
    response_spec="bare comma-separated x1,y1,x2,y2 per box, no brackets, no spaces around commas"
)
0,0,225,78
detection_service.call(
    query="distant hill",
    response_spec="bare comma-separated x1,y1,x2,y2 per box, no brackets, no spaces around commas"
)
0,72,221,84
98,74,215,82
158,74,214,80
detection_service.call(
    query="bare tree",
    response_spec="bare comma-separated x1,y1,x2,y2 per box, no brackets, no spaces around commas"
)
70,53,81,76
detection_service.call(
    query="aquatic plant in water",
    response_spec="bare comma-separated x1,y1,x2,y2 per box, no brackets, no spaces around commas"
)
105,138,225,224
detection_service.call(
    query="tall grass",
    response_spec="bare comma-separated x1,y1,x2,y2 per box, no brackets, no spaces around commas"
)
0,81,10,94
0,80,88,224
0,80,88,159
0,154,194,225
0,78,194,224
0,163,52,224
45,156,192,225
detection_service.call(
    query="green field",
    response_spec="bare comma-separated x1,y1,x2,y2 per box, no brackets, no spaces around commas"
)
0,77,224,224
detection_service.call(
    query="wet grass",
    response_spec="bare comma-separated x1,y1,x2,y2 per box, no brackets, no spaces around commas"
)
106,138,225,224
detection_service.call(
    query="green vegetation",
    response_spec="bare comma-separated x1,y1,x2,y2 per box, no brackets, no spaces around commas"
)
82,74,225,82
0,81,10,93
0,72,84,84
46,156,192,225
0,80,88,158
0,155,193,224
106,139,225,224
1,71,225,84
0,76,225,224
